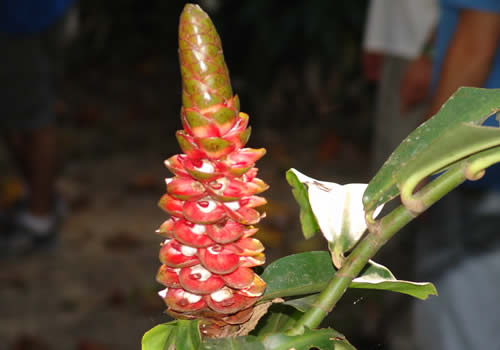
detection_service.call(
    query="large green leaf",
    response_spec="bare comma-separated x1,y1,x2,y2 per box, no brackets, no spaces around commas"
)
364,87,500,213
201,336,266,350
282,294,318,313
286,169,320,239
261,251,335,300
261,327,355,350
252,304,303,337
261,251,436,301
142,320,201,350
351,261,437,300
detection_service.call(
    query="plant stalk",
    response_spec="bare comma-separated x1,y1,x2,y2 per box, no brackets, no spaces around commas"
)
288,161,470,335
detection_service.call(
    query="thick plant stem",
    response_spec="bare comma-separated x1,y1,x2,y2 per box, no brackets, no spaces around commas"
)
288,161,470,335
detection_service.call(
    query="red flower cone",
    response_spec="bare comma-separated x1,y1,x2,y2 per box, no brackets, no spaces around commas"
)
156,4,268,337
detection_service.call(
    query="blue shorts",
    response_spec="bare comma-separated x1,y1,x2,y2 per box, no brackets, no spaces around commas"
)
0,13,70,130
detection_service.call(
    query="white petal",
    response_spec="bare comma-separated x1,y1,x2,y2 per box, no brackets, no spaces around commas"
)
224,201,240,210
184,290,202,303
180,245,197,256
190,265,212,281
197,199,217,213
290,169,384,245
191,224,206,235
158,288,168,298
210,288,232,302
195,159,215,173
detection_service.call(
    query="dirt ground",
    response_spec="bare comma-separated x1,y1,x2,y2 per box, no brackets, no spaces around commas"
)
0,65,413,350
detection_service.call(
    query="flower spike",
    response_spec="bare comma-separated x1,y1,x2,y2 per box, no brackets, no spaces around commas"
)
155,4,267,336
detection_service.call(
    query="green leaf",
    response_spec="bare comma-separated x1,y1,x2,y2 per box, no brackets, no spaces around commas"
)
351,260,438,300
282,294,318,313
174,320,202,350
141,320,201,350
261,328,356,350
261,251,437,301
261,251,335,300
286,169,320,239
252,304,303,337
201,336,266,350
364,87,500,213
142,322,177,350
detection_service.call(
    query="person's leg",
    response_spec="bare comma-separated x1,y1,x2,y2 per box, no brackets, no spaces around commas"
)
0,22,64,252
4,127,59,217
413,188,500,349
414,248,500,350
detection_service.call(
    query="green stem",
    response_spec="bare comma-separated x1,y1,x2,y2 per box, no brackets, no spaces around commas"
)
288,161,470,335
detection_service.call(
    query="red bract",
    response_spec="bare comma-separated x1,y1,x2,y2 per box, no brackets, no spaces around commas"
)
166,177,206,201
179,265,225,294
156,265,181,288
204,288,258,315
198,245,242,274
205,220,247,244
159,239,200,268
221,267,256,289
172,219,215,247
162,288,207,312
156,4,267,336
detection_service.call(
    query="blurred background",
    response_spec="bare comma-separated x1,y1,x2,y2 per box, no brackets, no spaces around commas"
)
0,1,413,349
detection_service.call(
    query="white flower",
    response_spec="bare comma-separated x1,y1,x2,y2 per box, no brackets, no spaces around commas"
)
291,169,383,248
